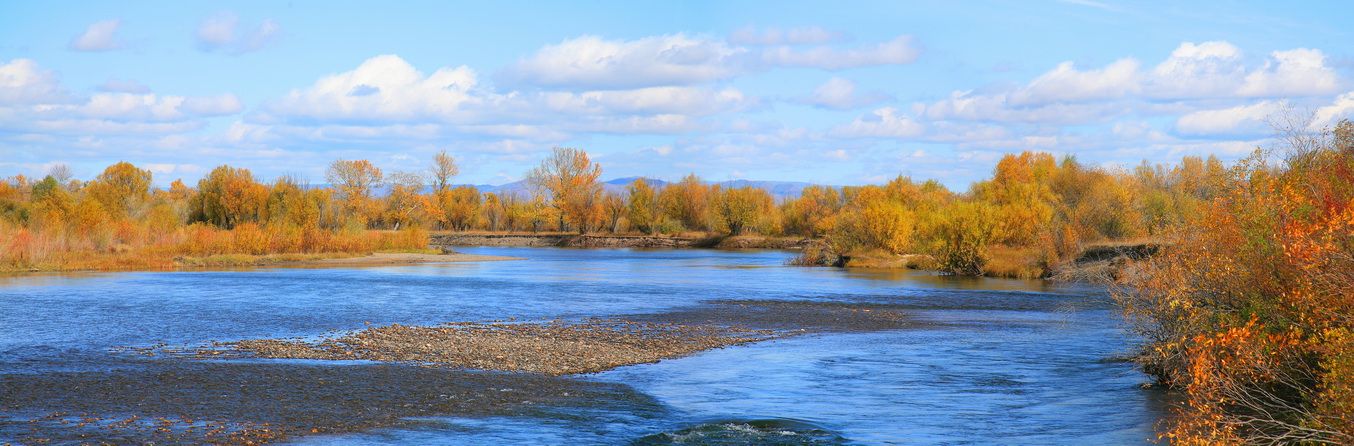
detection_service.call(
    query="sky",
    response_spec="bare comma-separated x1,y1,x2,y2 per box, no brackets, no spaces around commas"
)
2,0,1353,190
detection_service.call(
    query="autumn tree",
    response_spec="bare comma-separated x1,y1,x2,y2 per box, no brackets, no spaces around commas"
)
86,161,152,219
428,149,459,193
189,165,268,229
265,175,321,228
326,159,383,227
439,186,482,231
929,201,998,275
973,152,1057,246
782,185,842,237
602,191,626,233
712,185,771,235
1118,119,1354,445
526,147,604,234
29,175,74,228
383,170,427,230
831,185,914,255
626,179,662,234
660,174,711,232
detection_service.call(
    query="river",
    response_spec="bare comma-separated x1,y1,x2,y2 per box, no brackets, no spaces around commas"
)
0,247,1165,444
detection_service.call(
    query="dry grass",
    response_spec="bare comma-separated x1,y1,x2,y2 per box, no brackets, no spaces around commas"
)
1,223,429,273
982,245,1046,280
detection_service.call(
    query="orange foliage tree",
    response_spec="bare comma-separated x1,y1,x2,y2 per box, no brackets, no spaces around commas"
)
85,161,152,220
1117,119,1354,444
661,174,712,232
526,147,604,233
326,159,384,227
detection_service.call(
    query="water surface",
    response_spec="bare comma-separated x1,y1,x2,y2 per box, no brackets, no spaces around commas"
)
0,247,1163,444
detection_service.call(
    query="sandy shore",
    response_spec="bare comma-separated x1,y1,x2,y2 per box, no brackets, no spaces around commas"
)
277,252,524,266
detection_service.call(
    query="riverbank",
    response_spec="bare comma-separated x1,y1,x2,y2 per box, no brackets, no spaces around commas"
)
434,232,1158,282
430,232,814,250
1,250,519,274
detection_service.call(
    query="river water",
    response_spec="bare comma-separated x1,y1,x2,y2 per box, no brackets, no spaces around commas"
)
0,247,1165,444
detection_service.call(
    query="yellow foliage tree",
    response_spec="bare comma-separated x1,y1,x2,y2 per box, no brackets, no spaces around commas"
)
526,147,604,234
86,161,152,220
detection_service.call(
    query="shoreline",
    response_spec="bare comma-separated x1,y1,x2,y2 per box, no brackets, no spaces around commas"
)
269,252,524,267
430,232,815,250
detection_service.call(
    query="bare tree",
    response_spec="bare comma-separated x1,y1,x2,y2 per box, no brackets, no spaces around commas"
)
47,164,74,186
428,150,459,193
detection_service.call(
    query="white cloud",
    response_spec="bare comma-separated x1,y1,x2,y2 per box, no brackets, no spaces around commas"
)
1145,41,1342,99
912,40,1346,128
256,54,756,144
1238,48,1341,97
533,86,753,117
728,25,844,45
196,11,281,54
1176,101,1278,136
0,59,73,104
1146,41,1245,99
829,107,926,138
762,35,920,70
69,19,123,52
500,33,921,90
0,59,242,139
643,145,674,156
918,89,1132,125
181,94,244,116
1315,92,1354,126
499,34,749,90
576,114,702,135
262,54,480,123
1009,59,1140,106
196,12,237,47
804,77,889,110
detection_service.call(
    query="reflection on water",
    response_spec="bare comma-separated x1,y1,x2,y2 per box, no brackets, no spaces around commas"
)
0,247,1162,445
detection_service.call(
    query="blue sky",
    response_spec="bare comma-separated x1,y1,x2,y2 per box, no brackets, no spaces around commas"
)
3,0,1353,189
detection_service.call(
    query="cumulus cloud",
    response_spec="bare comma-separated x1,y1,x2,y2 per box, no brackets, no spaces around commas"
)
0,59,73,104
262,54,480,123
257,54,756,142
803,77,889,110
829,107,926,138
498,34,750,90
919,89,1134,125
534,86,753,117
0,59,242,138
762,35,921,70
1009,59,1140,106
499,33,921,90
914,41,1346,127
196,11,281,54
1146,41,1246,98
1145,41,1342,99
69,19,123,51
1315,92,1354,126
1237,48,1341,97
728,25,844,45
1175,101,1278,136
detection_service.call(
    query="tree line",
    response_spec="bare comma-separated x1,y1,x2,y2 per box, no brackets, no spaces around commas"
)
3,146,1227,275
